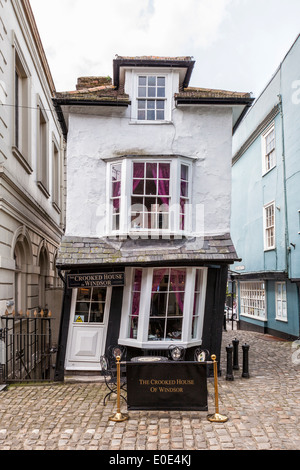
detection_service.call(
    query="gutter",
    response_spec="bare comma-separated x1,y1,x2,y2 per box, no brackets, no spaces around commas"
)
52,97,131,140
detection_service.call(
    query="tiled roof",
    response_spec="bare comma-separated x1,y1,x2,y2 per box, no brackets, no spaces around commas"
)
114,55,194,62
175,87,252,101
56,234,239,268
54,76,130,104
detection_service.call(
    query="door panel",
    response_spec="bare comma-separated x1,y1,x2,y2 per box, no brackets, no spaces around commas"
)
65,287,111,371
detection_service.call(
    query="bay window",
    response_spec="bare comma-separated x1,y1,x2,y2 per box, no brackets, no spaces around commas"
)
108,157,192,236
120,267,207,349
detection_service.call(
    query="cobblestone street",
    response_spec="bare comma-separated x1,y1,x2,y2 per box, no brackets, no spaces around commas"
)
0,328,299,452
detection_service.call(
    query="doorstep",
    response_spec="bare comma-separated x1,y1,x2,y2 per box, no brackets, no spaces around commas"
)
64,371,105,384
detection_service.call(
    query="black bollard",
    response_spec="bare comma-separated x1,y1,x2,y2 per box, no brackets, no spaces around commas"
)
226,344,234,381
232,338,239,370
242,343,250,378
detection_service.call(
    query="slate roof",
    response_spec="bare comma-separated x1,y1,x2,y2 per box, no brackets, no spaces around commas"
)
56,234,239,268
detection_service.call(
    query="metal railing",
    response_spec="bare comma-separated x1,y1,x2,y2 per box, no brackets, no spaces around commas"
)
0,311,56,383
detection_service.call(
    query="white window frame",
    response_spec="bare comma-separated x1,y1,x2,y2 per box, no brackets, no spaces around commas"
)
37,96,50,198
130,70,172,123
239,281,267,321
275,282,287,322
52,134,61,213
119,266,207,350
12,35,32,173
264,201,275,251
107,157,193,237
262,123,276,175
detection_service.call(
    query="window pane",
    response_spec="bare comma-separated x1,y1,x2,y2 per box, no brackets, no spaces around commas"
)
75,287,107,324
166,318,182,340
147,100,155,109
148,76,156,86
156,110,165,120
77,288,90,301
146,179,157,195
145,197,156,212
157,100,165,110
138,100,146,109
112,181,121,198
148,318,165,340
159,163,170,179
133,162,145,178
139,76,147,86
91,288,106,303
167,292,184,316
128,269,142,339
146,162,157,178
133,180,144,195
90,303,104,323
157,88,165,98
150,292,168,316
181,181,188,197
147,110,155,120
138,87,147,97
148,87,156,98
138,110,146,120
181,164,188,181
152,269,168,292
157,77,165,87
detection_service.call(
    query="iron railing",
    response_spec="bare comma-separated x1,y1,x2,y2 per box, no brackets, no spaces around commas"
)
0,312,55,383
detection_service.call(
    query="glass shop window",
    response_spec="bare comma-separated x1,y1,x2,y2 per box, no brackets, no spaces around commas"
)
74,288,107,323
148,268,186,341
128,269,143,338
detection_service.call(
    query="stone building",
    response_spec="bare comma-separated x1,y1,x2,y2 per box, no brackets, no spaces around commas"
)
0,0,65,341
53,55,253,379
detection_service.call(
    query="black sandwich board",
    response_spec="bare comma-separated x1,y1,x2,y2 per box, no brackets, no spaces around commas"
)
126,361,208,411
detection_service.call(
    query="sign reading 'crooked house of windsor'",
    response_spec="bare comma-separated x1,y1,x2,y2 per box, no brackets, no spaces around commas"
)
67,272,125,289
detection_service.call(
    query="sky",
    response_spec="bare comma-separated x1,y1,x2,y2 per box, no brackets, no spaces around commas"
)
30,0,300,99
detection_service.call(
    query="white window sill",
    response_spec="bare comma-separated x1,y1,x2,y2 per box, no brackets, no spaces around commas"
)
106,230,191,239
119,338,202,350
262,165,276,177
240,314,267,322
264,247,276,252
129,120,173,125
275,317,288,323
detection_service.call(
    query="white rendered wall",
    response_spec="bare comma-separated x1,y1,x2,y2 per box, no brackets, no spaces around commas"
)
65,102,233,239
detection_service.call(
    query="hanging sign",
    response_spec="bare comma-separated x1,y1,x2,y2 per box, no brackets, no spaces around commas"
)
67,272,125,289
126,361,208,411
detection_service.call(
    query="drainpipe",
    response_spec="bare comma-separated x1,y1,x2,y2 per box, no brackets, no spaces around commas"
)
278,91,290,278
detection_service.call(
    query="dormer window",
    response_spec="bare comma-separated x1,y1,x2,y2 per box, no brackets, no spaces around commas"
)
137,76,166,121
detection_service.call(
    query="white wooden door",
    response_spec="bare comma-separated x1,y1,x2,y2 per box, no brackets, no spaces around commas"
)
65,287,111,371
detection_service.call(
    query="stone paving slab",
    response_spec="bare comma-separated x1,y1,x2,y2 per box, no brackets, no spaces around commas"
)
0,329,299,451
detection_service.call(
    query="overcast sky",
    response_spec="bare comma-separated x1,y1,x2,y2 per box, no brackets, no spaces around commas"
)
30,0,300,99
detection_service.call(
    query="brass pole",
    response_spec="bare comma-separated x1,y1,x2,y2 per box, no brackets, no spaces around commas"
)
109,355,129,422
207,354,228,423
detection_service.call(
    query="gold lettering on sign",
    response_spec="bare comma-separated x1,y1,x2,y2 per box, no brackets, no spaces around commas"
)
139,377,195,393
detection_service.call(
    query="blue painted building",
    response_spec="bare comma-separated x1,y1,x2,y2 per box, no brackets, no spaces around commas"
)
231,34,300,340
